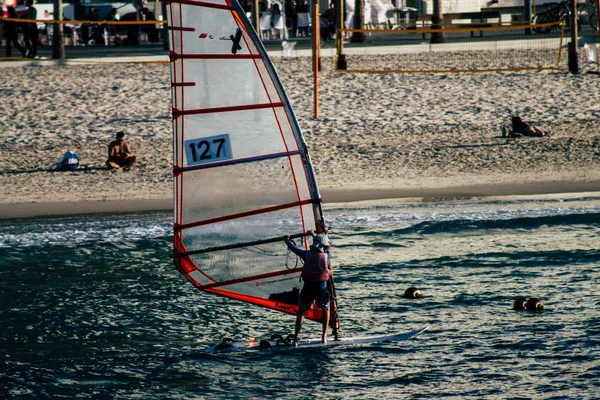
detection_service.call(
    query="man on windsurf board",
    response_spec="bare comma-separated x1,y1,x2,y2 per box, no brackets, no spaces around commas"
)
284,231,333,347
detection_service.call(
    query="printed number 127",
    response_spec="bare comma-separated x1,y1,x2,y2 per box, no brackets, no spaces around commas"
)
188,138,226,162
184,134,231,166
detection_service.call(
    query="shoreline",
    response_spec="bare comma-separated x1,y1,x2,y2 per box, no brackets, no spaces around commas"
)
2,181,600,220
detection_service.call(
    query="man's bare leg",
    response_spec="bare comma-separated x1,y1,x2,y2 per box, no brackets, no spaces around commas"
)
293,312,305,347
106,161,121,169
321,307,330,345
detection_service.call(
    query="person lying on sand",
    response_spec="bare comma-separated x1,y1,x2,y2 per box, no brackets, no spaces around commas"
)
509,116,552,137
106,131,137,169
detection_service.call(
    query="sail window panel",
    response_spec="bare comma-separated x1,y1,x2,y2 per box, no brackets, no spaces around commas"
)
297,203,321,236
174,175,184,225
240,27,261,55
182,210,313,280
168,5,183,54
173,118,185,167
180,110,299,164
287,154,312,201
271,106,298,152
180,155,313,224
186,0,229,7
251,59,282,106
171,34,182,56
169,58,183,85
177,7,251,56
170,64,184,112
187,269,216,287
177,59,274,111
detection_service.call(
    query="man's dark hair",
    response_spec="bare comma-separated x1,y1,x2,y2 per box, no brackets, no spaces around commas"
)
116,131,125,138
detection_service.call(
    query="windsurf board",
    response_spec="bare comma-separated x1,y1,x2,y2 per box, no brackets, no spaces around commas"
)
206,326,428,353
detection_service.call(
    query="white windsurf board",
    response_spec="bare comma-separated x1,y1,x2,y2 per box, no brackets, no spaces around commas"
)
206,326,428,353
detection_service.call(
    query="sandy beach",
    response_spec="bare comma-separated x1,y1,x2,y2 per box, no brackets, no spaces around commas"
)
1,55,600,219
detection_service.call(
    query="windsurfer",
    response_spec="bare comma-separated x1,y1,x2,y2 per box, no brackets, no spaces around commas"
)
284,231,332,346
106,131,137,170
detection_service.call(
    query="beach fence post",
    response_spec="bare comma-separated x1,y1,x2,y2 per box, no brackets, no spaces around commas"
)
312,0,320,118
350,0,366,43
251,0,260,33
336,0,347,70
524,0,532,35
430,0,446,44
568,0,579,74
51,0,65,59
597,0,600,50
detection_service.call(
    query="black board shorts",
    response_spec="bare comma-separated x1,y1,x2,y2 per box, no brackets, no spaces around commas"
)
299,281,330,311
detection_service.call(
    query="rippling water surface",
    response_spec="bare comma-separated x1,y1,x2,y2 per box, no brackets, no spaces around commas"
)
2,195,600,399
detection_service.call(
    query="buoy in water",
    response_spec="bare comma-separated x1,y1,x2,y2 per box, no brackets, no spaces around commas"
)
513,297,527,311
403,287,421,299
526,297,544,311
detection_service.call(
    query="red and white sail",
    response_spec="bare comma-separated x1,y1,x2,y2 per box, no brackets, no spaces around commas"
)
167,0,333,324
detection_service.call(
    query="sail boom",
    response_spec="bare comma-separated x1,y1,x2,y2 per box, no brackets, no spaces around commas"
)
173,232,309,257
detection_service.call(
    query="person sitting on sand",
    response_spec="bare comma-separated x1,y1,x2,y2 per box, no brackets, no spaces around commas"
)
106,131,137,169
284,230,333,347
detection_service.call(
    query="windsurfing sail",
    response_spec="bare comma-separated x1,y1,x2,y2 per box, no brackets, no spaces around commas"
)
167,0,339,332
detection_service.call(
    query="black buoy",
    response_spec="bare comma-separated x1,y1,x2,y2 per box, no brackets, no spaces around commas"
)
403,287,421,299
513,297,527,311
526,297,544,311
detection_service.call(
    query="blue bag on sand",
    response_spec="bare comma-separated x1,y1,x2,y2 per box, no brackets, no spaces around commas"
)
56,151,80,171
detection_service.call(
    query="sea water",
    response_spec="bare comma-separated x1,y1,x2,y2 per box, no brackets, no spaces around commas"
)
1,195,600,399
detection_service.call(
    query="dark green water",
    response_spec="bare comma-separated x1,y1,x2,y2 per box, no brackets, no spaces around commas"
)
1,195,599,399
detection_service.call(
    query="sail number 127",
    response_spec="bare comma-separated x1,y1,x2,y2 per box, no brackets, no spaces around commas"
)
184,134,232,166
